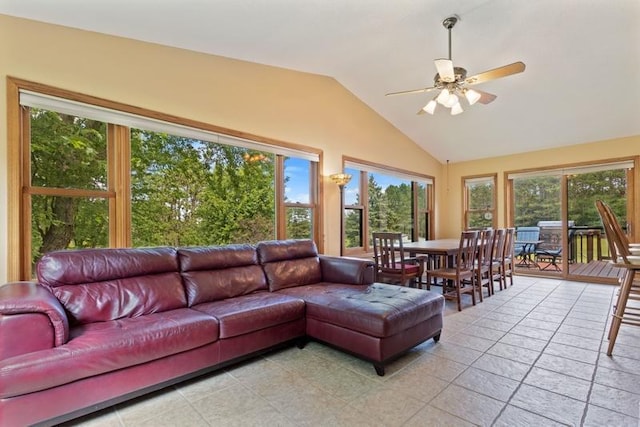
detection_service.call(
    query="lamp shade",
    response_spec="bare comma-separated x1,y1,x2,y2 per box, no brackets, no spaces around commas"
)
436,89,451,106
465,89,481,105
451,102,464,115
423,100,437,115
329,173,352,186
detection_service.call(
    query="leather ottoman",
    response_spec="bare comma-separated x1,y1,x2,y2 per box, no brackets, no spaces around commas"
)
278,282,444,375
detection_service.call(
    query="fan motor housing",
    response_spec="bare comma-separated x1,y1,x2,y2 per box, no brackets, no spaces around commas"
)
434,66,467,85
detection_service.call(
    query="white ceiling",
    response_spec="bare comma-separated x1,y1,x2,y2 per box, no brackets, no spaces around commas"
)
1,0,639,163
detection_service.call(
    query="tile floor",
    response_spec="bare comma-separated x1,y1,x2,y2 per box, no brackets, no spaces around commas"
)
63,276,640,426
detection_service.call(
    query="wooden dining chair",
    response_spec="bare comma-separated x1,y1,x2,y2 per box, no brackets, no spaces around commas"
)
499,227,516,289
595,200,640,356
427,230,479,311
465,228,493,302
488,228,506,295
372,232,421,287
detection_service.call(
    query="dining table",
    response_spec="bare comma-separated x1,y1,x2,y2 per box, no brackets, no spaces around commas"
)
403,239,462,288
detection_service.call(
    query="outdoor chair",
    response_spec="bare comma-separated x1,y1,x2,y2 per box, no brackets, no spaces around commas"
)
514,226,540,266
372,232,422,287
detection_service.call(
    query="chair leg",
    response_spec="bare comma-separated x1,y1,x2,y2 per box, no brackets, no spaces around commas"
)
608,269,636,356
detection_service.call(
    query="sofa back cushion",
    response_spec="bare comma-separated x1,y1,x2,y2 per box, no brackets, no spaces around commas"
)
37,247,185,324
178,245,267,306
256,239,322,291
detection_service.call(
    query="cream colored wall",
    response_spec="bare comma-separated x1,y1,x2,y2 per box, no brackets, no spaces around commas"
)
0,15,441,282
439,135,640,238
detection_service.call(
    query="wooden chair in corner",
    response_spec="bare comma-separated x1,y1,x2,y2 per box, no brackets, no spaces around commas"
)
596,200,640,356
427,230,479,311
372,232,421,287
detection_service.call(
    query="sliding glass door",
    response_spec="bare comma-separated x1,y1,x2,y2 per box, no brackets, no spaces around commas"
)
508,160,635,282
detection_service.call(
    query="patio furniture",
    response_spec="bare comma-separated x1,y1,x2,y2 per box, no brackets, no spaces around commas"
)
514,226,541,267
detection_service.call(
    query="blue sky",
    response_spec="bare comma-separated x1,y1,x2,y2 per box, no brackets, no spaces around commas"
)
285,158,411,205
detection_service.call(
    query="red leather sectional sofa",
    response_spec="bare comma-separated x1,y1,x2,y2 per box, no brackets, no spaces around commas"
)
0,239,444,426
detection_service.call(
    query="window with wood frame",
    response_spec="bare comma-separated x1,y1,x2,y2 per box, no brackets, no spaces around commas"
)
342,158,434,255
7,79,320,280
463,174,497,230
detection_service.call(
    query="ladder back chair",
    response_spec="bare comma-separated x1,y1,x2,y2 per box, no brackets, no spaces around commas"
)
372,232,421,287
427,230,479,311
595,200,640,356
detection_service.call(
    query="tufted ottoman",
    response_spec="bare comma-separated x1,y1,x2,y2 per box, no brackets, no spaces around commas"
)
278,282,444,375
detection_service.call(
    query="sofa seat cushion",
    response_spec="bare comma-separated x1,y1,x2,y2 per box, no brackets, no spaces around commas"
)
0,308,218,399
192,292,305,339
278,283,444,338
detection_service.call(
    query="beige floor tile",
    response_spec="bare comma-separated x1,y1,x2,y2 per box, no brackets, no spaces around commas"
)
493,404,567,427
595,366,640,395
425,340,484,365
510,324,556,341
404,404,475,426
543,341,599,364
348,384,425,426
525,310,566,324
551,332,601,351
453,366,519,402
557,324,605,340
430,383,505,425
443,331,496,352
402,352,468,382
486,342,541,365
583,404,639,427
510,384,586,425
517,317,560,332
499,332,548,351
589,383,640,418
471,353,531,381
524,366,591,401
472,317,517,332
115,389,190,425
385,369,449,403
598,353,640,376
566,310,609,323
176,370,239,401
535,353,596,381
460,323,507,341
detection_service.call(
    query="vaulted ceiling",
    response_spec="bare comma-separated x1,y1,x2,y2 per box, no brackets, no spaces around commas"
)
2,0,639,163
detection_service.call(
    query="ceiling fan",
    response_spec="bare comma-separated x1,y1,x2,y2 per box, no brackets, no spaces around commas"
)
386,15,525,116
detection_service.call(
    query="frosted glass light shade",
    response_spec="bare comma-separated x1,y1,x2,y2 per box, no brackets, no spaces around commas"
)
423,100,437,115
465,89,481,105
444,93,459,108
436,89,451,106
451,102,464,115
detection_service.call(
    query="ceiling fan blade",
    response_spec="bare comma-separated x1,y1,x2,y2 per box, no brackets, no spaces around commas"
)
434,59,455,83
385,86,437,97
465,61,526,86
475,89,497,104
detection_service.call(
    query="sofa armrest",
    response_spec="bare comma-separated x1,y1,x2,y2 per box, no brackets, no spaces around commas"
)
319,256,375,285
0,282,69,358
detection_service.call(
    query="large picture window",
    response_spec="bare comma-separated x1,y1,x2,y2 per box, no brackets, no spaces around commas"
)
8,80,320,279
343,158,434,254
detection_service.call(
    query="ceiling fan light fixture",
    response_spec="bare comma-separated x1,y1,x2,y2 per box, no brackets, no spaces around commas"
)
464,89,481,105
443,93,459,108
436,88,451,106
451,103,464,115
423,100,437,115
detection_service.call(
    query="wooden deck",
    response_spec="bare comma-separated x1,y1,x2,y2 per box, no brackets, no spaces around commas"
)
515,260,621,284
